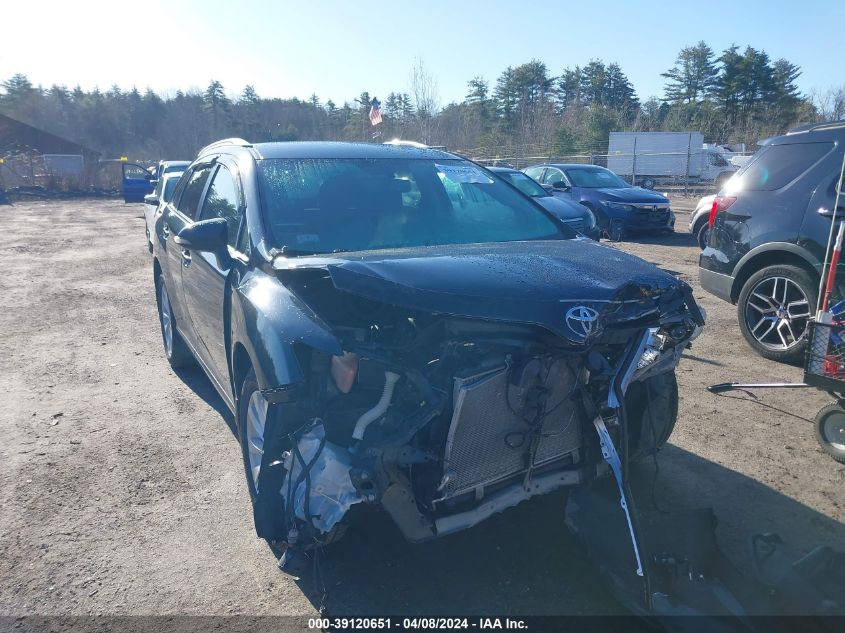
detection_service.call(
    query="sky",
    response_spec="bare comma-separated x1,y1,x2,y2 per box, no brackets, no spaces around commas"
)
1,0,842,106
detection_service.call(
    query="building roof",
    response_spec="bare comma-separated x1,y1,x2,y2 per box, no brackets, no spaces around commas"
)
0,113,100,157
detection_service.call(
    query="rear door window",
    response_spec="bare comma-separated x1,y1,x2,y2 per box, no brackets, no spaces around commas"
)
543,168,565,186
523,166,545,181
737,142,834,191
152,176,165,198
175,166,213,218
198,165,242,248
162,176,181,203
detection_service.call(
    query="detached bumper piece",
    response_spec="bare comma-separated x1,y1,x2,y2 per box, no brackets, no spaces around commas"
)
566,481,845,630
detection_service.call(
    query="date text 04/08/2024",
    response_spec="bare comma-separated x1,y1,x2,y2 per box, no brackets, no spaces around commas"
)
307,618,528,630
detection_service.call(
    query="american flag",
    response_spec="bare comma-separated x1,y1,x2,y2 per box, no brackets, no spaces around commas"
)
369,97,383,126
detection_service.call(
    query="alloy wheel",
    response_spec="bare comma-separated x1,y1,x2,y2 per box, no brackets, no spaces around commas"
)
743,276,811,351
245,390,269,491
160,284,174,356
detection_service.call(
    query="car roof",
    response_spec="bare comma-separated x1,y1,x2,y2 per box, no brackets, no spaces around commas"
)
161,171,184,180
249,141,458,161
159,160,190,167
769,120,845,144
544,163,606,170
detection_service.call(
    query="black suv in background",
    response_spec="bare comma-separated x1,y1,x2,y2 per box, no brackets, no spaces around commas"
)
699,121,845,362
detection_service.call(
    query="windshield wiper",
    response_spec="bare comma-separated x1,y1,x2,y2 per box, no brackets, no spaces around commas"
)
277,246,326,257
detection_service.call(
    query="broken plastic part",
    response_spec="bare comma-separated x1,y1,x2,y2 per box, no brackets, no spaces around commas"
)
283,423,363,534
592,414,644,577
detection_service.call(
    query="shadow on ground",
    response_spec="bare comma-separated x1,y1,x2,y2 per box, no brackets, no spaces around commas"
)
297,447,845,616
174,357,845,616
173,365,236,433
618,231,699,249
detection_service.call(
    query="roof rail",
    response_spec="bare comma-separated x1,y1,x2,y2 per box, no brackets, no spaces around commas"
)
810,120,845,132
198,137,252,154
786,120,845,135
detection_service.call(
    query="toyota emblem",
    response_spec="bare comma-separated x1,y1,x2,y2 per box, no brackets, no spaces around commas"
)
566,306,599,338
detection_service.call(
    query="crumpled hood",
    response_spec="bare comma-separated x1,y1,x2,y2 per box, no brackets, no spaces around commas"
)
275,240,700,344
594,187,669,203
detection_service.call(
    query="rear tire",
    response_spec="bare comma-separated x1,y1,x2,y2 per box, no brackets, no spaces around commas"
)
737,264,816,364
814,403,845,464
696,222,710,250
156,274,193,368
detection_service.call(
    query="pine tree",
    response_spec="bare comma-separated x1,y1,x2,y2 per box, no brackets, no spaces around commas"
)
661,42,719,104
465,76,492,124
714,45,744,125
203,80,230,137
554,67,582,114
605,63,639,114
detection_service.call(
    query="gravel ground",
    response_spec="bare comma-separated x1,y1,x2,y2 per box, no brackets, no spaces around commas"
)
0,197,843,617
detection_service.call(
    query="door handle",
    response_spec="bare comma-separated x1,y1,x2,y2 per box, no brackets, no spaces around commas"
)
181,249,192,267
162,223,170,238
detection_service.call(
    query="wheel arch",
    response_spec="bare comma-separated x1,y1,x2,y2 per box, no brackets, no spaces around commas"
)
730,244,820,303
231,342,253,412
152,257,163,308
229,272,343,404
690,212,709,236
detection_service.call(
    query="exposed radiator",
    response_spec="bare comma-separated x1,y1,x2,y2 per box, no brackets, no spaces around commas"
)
437,362,582,503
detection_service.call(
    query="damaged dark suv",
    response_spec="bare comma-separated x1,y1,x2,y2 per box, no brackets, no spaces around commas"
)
151,139,704,560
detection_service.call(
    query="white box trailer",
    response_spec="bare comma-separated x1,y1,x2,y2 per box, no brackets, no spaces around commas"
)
607,132,737,188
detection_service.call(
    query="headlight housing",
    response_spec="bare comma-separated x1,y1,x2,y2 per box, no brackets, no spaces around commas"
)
637,327,666,370
601,201,635,211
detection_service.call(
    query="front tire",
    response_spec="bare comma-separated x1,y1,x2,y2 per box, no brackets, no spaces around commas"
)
157,274,193,368
238,368,268,502
737,264,816,364
814,403,845,464
607,219,625,242
238,368,290,541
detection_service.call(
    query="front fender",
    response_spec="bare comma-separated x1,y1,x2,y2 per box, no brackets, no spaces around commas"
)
231,270,342,400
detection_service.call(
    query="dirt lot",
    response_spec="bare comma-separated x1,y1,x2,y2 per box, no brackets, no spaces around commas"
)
1,197,843,617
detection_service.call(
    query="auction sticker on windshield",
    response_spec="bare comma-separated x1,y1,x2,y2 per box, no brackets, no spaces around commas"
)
435,163,494,184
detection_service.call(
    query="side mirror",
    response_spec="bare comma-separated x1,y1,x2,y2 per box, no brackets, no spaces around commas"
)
541,184,554,193
552,181,571,192
175,218,228,254
144,194,159,206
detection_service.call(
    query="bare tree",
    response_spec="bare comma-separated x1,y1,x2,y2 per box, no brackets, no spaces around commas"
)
410,59,440,144
811,86,845,122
